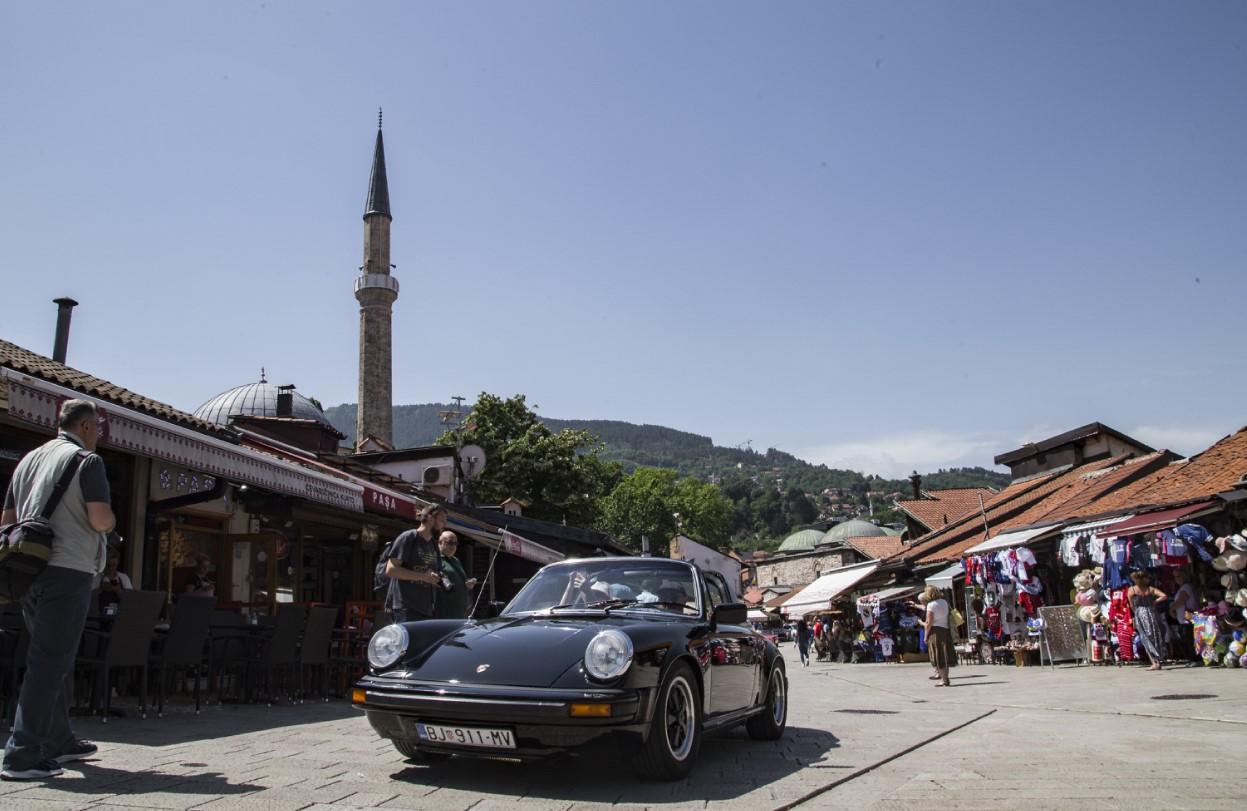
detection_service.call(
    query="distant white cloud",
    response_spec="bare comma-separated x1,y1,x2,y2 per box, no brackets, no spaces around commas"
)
1128,425,1231,458
794,431,1004,479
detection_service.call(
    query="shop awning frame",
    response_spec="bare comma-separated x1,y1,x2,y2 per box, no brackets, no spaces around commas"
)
1061,515,1133,541
747,608,771,622
1102,501,1220,537
963,523,1064,556
780,561,879,617
3,369,365,513
857,585,919,604
924,562,964,589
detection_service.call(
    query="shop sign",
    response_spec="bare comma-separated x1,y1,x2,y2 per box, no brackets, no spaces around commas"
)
150,462,218,502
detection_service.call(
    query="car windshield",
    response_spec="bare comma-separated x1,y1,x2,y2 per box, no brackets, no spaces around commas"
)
505,560,701,617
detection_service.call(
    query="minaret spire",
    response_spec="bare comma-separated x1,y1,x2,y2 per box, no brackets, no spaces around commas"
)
365,110,391,220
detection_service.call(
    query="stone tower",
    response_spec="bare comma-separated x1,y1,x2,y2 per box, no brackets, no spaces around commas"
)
355,111,399,447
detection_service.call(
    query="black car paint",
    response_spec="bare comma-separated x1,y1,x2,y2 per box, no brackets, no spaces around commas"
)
355,563,785,761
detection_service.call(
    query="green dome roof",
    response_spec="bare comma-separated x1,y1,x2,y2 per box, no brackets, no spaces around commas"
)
777,529,826,553
820,519,887,544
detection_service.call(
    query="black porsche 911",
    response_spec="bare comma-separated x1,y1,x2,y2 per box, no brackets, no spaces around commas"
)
353,557,787,780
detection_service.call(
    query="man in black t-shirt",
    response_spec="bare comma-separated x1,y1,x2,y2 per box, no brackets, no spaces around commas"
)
384,504,445,621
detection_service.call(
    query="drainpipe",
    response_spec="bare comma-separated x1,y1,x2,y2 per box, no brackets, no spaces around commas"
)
52,297,78,363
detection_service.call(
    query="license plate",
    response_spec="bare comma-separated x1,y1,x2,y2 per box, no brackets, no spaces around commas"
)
416,722,516,749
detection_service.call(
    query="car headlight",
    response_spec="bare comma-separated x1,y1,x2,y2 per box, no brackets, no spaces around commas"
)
368,623,409,670
584,629,633,680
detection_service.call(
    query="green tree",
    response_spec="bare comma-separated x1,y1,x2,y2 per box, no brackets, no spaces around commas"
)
438,393,620,527
598,467,732,553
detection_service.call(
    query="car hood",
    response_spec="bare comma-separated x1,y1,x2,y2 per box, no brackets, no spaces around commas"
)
397,614,631,687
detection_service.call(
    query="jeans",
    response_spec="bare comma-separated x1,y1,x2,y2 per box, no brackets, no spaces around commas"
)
3,566,93,769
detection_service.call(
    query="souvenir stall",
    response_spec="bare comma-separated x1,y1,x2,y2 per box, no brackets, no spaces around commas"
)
1060,506,1241,668
854,586,922,662
960,526,1060,665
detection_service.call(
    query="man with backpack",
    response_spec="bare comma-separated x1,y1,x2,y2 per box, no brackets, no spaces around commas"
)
382,504,445,622
1,399,115,781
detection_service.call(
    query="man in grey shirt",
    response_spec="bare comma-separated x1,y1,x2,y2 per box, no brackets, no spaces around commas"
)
2,399,115,781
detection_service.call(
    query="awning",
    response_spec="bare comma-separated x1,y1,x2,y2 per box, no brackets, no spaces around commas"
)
747,608,770,622
1061,515,1132,541
924,562,964,589
963,524,1063,556
1102,501,1220,537
858,585,919,604
780,561,879,617
3,369,365,513
446,517,566,566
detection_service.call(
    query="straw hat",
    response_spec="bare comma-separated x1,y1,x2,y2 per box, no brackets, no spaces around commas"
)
1213,555,1233,572
1228,551,1247,571
1236,589,1247,609
1077,605,1100,624
1230,532,1247,553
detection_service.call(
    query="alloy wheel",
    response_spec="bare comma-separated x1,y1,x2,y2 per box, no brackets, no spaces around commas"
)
665,675,696,761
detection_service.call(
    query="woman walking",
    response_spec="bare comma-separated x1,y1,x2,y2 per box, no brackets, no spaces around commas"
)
921,586,955,687
1129,571,1168,671
796,618,812,668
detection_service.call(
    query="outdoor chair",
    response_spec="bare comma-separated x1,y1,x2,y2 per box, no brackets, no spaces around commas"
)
207,609,248,703
0,604,30,729
298,606,338,703
77,589,166,722
244,605,306,705
330,609,384,696
150,595,215,716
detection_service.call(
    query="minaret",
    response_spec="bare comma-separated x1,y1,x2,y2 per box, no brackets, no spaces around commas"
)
355,109,399,447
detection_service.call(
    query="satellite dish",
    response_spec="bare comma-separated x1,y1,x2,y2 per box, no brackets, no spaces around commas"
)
459,445,487,480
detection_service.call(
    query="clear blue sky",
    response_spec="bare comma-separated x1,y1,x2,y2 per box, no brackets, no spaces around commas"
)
3,2,1245,478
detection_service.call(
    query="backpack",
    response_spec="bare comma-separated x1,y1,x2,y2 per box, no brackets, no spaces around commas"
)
0,450,88,604
373,537,400,595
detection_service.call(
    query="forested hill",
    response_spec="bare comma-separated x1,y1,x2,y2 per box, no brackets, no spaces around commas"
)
322,403,1010,495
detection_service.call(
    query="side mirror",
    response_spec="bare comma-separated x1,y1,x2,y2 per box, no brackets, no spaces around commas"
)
477,600,507,619
712,602,748,626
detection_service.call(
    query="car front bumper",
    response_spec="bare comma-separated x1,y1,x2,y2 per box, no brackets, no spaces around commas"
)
355,674,655,759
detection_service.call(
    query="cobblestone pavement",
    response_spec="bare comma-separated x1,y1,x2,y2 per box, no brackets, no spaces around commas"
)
3,649,1244,810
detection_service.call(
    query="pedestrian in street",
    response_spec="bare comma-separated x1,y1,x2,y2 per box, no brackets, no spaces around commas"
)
2,399,114,781
921,586,954,687
434,530,478,620
1129,571,1168,671
795,618,811,668
384,504,445,622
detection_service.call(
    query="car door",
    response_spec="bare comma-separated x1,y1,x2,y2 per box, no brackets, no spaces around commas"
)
703,572,762,715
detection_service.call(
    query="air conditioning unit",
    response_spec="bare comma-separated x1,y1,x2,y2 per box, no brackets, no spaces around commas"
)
422,464,453,486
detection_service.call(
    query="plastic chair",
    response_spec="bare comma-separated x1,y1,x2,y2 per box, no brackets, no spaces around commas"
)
298,606,338,703
77,589,166,722
150,595,215,716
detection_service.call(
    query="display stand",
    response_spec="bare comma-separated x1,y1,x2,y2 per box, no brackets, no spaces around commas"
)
1038,605,1090,668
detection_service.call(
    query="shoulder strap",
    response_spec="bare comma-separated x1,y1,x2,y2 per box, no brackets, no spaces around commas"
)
39,450,89,521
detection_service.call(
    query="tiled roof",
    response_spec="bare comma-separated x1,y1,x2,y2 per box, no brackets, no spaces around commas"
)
766,586,804,609
743,586,765,606
1,338,232,438
842,535,906,561
1090,427,1247,511
894,459,1135,566
896,488,996,532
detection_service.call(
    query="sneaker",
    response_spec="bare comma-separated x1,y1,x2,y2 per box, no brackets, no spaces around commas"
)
54,740,98,763
1,760,64,781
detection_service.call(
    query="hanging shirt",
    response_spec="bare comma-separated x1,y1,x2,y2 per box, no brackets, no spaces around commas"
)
1089,536,1107,564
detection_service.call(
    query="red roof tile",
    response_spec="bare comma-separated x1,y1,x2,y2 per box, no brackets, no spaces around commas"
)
1088,428,1247,511
842,535,906,561
896,488,996,532
1,338,230,438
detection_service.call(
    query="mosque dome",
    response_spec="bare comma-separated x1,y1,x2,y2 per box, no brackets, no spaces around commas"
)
820,519,887,544
193,378,333,428
776,529,826,554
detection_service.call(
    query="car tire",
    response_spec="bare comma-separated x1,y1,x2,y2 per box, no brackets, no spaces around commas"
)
632,662,702,781
746,665,787,740
393,738,451,763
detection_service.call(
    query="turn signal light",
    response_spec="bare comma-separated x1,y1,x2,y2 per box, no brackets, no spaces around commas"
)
569,703,611,718
351,688,367,705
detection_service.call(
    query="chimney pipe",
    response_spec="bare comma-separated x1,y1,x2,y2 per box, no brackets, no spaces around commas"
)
276,384,295,417
908,470,922,500
52,297,78,364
